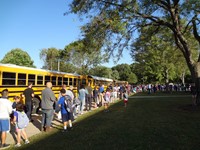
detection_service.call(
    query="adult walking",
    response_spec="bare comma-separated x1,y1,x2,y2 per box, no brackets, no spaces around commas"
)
98,84,104,107
0,89,12,149
58,84,74,100
41,82,56,132
93,86,99,108
85,83,93,111
78,84,86,115
23,82,34,122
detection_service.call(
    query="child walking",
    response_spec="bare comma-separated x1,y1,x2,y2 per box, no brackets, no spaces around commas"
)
12,96,22,110
13,102,30,147
57,89,72,132
123,91,128,107
104,88,111,112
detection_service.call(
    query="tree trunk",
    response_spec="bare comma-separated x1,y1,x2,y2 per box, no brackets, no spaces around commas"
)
165,69,169,92
195,62,200,105
181,72,185,85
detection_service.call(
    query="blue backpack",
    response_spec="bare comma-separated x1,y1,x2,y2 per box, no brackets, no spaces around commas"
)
17,111,29,129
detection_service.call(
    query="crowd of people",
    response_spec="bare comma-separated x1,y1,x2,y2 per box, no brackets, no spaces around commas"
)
1,79,197,149
138,83,194,93
0,82,130,149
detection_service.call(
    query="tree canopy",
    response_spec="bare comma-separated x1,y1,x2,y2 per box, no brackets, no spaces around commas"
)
132,26,191,84
63,40,108,74
112,64,132,81
40,47,61,71
89,66,113,78
68,0,200,83
0,48,35,67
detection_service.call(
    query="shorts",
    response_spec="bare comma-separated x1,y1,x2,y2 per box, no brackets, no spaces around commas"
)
104,100,109,104
0,119,10,132
124,99,128,104
16,125,25,132
61,113,70,122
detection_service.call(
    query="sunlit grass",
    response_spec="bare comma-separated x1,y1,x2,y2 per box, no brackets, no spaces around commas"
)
135,91,191,96
9,93,200,150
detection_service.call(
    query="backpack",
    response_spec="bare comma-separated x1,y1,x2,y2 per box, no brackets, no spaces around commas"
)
64,95,73,113
123,93,128,99
17,111,29,129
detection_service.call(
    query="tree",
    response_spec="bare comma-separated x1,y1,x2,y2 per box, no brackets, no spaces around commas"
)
40,48,60,70
111,69,120,80
59,62,77,73
63,40,108,75
127,73,138,84
89,66,113,78
1,48,35,67
112,64,132,81
68,0,200,101
132,27,191,85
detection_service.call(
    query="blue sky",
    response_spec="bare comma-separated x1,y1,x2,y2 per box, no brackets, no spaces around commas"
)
0,0,132,69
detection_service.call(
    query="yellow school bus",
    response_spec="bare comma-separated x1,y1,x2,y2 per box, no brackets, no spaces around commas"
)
87,75,113,89
0,63,113,113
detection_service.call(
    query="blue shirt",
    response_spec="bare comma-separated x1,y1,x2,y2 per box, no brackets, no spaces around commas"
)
99,86,104,93
14,111,19,122
57,96,67,114
79,89,86,101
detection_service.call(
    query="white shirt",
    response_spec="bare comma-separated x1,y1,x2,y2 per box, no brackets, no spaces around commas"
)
58,89,74,100
65,90,74,100
0,98,12,119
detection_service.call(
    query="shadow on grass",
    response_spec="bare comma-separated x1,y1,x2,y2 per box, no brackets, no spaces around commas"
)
11,99,129,150
9,95,200,150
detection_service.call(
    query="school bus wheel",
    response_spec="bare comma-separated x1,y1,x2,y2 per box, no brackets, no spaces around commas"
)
32,96,41,114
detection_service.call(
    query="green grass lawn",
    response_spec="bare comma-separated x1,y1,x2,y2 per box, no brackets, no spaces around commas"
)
12,93,200,150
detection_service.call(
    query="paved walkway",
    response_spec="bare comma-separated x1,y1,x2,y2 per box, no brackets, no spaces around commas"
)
6,99,120,145
6,106,98,145
7,114,44,145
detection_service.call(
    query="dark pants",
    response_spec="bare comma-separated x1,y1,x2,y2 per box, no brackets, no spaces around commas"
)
41,109,54,127
148,89,151,94
25,102,32,121
86,94,92,111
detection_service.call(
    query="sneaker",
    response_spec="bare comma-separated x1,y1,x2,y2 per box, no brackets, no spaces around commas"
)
15,143,21,148
0,144,10,149
25,140,30,144
69,127,73,131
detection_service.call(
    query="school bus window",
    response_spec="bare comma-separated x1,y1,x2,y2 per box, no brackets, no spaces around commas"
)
2,72,16,85
52,76,56,85
95,80,98,85
74,78,77,86
82,79,86,85
58,77,62,85
69,78,73,85
78,79,81,89
63,77,68,85
94,80,97,85
45,76,50,84
28,74,35,85
37,76,43,85
18,73,26,85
